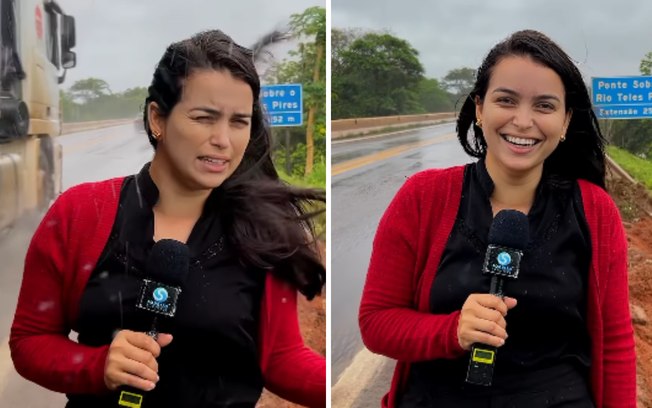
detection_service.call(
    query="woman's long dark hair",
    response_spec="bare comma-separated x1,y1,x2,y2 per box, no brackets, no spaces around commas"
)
143,30,325,299
457,29,606,189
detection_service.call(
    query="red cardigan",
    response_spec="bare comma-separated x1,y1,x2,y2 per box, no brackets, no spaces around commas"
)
10,177,325,408
359,166,636,408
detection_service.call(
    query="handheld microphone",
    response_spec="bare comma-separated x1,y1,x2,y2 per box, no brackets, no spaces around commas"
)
117,239,189,408
465,209,529,386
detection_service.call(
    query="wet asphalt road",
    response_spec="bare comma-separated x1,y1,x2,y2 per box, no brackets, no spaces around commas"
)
0,123,152,407
331,123,475,382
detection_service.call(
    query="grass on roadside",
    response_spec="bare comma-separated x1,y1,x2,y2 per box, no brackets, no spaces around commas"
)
607,145,652,190
276,162,326,239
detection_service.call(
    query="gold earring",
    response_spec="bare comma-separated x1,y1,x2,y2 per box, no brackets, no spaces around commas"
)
560,134,566,142
153,131,160,140
476,118,483,127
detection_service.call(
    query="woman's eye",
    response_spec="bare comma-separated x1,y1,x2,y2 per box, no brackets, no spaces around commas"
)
232,119,250,126
496,97,515,105
537,103,555,111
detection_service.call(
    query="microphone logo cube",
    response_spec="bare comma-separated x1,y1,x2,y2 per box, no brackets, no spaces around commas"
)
497,252,511,266
483,245,523,279
152,287,168,303
137,279,181,317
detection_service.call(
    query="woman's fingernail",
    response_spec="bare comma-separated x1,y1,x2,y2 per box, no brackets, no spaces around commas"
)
148,382,156,390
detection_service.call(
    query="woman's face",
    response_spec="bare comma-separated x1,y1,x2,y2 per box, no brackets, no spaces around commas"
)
476,55,571,176
150,69,253,191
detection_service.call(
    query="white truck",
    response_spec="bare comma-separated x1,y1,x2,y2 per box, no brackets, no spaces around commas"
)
0,0,75,231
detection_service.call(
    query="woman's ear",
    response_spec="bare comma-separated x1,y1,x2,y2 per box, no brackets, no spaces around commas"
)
475,95,483,124
563,109,573,135
148,102,165,138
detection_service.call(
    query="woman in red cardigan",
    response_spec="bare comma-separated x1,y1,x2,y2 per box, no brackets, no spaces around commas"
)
11,30,325,408
359,30,635,408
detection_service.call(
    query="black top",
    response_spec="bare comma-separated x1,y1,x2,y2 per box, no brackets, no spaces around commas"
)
401,160,592,400
67,163,266,408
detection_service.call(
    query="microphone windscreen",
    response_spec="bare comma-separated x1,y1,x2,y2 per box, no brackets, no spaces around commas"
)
146,239,190,286
488,210,529,250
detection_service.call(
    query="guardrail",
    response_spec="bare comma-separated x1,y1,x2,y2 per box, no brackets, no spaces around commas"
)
61,118,134,135
332,112,456,139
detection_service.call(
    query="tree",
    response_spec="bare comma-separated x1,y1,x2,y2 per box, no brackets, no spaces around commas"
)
442,67,476,97
331,28,364,109
332,28,363,76
121,87,148,100
641,52,652,75
332,32,425,119
264,7,326,180
61,80,148,122
69,77,112,103
288,6,325,176
606,52,652,158
417,78,454,113
60,90,79,121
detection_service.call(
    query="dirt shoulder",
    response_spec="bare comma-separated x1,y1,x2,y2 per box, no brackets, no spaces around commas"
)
625,215,652,407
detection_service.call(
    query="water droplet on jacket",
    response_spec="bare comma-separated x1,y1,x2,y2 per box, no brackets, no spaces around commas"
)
38,300,55,312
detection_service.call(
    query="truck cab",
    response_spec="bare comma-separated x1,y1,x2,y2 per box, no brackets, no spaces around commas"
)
0,0,75,231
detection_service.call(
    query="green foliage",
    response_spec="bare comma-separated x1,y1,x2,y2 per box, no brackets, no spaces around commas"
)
304,156,326,187
282,6,326,110
598,53,652,159
289,6,325,43
276,159,325,239
266,6,326,177
273,131,324,178
69,77,112,103
641,51,652,76
332,28,358,68
442,67,476,97
332,28,459,119
603,119,652,158
276,157,325,188
332,31,425,119
417,78,454,112
61,82,147,122
607,145,652,190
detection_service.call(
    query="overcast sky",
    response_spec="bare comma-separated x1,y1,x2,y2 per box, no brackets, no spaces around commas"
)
331,0,652,82
58,0,322,92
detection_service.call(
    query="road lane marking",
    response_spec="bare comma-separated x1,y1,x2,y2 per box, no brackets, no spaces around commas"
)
332,348,392,407
332,132,456,176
